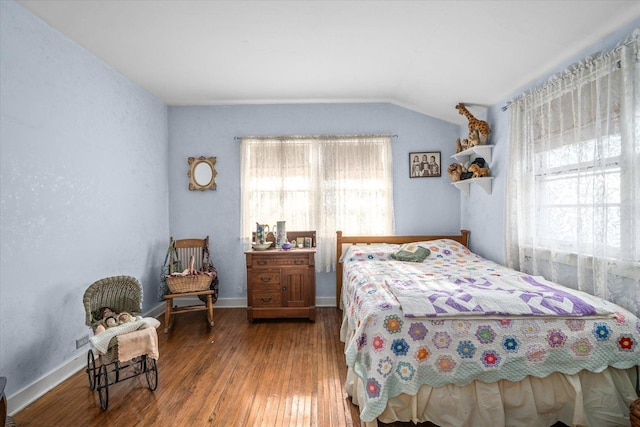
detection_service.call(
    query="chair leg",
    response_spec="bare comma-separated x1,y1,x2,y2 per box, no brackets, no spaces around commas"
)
164,298,173,334
206,294,214,327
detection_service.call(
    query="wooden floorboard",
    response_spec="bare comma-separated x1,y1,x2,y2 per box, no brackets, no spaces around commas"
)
10,306,571,427
11,307,367,427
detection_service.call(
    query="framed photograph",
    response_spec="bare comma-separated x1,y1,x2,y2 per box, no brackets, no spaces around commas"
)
409,151,441,178
304,237,312,248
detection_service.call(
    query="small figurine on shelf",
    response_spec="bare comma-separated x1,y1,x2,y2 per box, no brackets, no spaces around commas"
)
471,157,486,167
455,103,491,144
467,129,482,148
460,171,474,180
456,137,471,153
448,163,463,181
469,164,490,178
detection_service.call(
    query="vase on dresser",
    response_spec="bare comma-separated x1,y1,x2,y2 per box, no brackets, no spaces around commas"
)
275,220,286,248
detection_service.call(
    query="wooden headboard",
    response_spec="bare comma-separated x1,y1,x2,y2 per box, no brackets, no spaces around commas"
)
335,230,470,307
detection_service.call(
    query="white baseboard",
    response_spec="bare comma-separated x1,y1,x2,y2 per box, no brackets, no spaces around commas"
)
153,296,335,309
316,296,335,307
7,296,337,414
7,351,87,416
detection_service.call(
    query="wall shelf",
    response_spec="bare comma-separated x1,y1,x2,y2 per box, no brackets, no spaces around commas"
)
450,144,495,196
451,177,494,196
451,145,494,164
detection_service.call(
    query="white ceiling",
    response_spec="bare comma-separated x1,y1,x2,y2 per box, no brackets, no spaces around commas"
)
16,0,640,124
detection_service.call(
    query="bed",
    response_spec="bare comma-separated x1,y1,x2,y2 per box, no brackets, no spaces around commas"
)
336,230,640,427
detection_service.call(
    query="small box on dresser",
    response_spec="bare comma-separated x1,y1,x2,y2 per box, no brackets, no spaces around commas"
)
245,247,316,322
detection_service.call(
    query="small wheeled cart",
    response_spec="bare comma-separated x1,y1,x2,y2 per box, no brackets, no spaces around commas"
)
83,276,159,410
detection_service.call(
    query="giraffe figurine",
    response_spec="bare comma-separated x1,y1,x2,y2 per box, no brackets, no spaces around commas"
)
455,103,491,144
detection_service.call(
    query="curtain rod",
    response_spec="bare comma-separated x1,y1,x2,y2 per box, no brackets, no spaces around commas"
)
234,133,398,141
502,28,638,112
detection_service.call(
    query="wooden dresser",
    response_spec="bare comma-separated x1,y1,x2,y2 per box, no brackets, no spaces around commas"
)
245,248,316,322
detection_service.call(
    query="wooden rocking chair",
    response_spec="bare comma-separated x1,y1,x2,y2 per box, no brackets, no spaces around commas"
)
163,236,218,333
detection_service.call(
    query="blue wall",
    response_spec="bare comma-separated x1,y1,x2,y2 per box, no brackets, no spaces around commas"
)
2,0,638,411
168,104,460,302
0,0,168,398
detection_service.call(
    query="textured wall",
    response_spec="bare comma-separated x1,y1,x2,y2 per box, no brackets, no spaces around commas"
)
5,0,636,408
0,0,168,397
167,103,461,300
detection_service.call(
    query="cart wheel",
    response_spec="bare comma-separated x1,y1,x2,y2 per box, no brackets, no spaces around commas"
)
97,364,109,411
112,360,120,383
86,349,97,390
145,356,158,391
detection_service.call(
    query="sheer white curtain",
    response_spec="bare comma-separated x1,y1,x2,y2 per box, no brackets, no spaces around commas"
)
506,29,640,316
240,134,394,272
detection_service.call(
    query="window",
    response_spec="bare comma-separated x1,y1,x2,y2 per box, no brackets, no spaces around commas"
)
506,30,639,314
534,137,622,252
240,134,394,272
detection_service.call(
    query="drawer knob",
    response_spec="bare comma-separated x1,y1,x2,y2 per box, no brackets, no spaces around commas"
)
260,297,272,302
260,276,271,282
257,260,268,265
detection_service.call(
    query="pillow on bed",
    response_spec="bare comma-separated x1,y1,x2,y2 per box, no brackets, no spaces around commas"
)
417,239,477,260
391,243,431,262
340,244,397,262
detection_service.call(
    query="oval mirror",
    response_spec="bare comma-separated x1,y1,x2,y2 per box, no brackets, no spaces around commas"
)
194,162,213,186
188,156,217,191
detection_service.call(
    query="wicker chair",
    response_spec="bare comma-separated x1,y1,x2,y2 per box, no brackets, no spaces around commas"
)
162,236,218,333
82,276,158,410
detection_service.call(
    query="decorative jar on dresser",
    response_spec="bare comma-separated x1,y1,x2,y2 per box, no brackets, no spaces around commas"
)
245,247,316,322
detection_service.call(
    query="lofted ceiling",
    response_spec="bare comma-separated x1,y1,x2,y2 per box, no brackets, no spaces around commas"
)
16,0,640,124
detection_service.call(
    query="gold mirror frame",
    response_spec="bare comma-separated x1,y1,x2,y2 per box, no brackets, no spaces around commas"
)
188,156,217,191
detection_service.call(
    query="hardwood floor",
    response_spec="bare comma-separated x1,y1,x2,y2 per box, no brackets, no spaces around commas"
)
12,307,400,427
11,307,572,427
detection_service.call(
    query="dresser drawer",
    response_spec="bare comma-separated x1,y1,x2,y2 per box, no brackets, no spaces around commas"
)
252,256,310,267
249,271,281,286
252,290,282,307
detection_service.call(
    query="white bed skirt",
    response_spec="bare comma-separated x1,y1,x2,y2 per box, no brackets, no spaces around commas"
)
346,365,637,427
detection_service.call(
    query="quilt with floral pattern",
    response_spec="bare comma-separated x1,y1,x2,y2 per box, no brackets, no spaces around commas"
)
340,239,640,422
